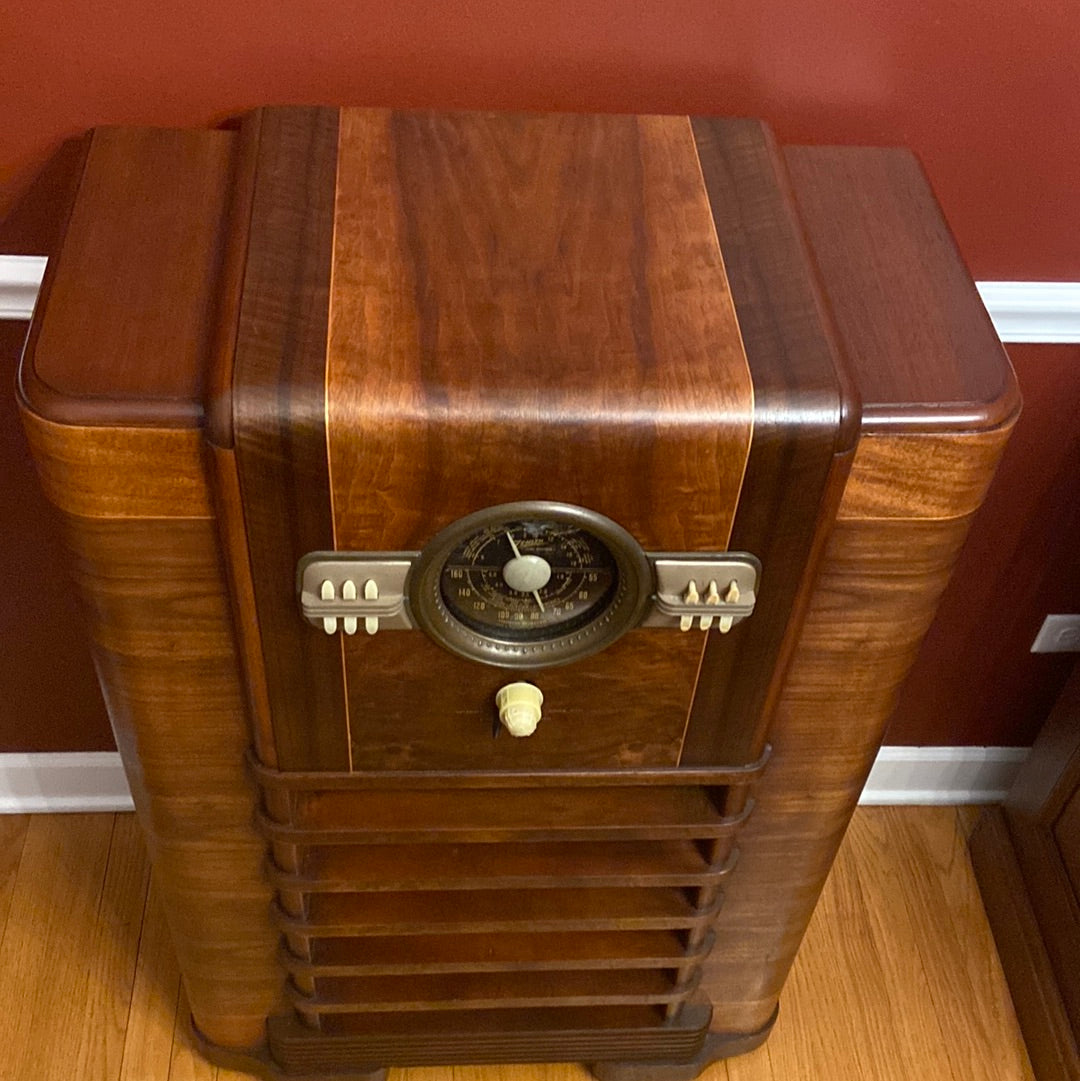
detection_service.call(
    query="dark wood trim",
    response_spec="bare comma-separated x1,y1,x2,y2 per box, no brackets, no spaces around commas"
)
589,1007,777,1081
971,661,1080,1081
970,808,1080,1081
261,1004,714,1073
230,106,349,771
682,117,857,766
204,111,264,449
246,748,770,790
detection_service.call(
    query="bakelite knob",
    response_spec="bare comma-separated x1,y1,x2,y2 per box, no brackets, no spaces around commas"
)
495,682,544,737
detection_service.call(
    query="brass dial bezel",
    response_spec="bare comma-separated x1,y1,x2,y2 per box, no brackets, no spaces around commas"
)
409,502,652,669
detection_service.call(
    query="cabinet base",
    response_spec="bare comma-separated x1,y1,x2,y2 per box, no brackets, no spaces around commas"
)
191,1004,775,1080
588,1007,778,1081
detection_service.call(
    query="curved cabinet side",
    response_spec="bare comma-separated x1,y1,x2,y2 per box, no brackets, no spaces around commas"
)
16,410,283,1050
703,419,1016,1035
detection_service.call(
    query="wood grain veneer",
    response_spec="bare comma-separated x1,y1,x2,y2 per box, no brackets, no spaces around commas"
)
54,512,283,1048
327,109,753,555
319,109,758,776
17,106,1016,1080
783,145,1019,433
17,121,284,1050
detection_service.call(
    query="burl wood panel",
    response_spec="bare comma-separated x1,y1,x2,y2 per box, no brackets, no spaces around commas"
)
327,109,752,553
321,109,755,772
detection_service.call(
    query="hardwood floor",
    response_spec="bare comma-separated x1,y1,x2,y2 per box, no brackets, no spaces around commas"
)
0,807,1032,1081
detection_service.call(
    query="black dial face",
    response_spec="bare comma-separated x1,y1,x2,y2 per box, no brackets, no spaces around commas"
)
439,520,619,641
411,502,651,668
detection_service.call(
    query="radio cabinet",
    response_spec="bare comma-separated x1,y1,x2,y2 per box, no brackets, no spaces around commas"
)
18,108,1017,1079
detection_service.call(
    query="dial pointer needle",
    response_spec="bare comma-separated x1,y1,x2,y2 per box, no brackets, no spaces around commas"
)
505,531,546,612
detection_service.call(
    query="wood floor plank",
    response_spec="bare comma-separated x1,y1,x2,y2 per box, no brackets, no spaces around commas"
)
761,814,922,1081
77,814,152,1081
955,803,983,840
887,806,1035,1081
0,815,30,942
0,808,1039,1081
843,808,958,1079
721,1042,765,1081
0,814,139,1081
169,987,221,1080
168,986,256,1081
119,878,182,1081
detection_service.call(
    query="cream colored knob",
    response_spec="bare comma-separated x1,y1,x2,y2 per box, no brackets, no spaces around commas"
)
503,553,552,593
495,682,544,738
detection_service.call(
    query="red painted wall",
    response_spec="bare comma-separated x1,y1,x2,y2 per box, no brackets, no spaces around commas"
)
2,4,1079,749
888,344,1080,746
2,0,1079,278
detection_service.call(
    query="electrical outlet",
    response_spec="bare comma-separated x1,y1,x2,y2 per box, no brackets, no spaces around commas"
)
1031,614,1080,653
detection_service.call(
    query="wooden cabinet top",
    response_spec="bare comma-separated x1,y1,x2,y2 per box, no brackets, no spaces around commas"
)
18,106,1017,440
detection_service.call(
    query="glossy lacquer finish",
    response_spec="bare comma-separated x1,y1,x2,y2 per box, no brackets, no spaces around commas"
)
17,107,1015,1079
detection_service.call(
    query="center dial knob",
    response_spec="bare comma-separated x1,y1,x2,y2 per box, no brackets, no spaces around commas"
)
503,553,552,593
501,530,552,612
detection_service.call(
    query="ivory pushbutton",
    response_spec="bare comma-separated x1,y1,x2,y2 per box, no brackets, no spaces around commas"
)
495,682,544,737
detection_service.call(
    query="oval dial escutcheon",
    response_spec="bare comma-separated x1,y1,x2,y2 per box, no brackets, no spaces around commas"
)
440,519,619,641
410,502,653,668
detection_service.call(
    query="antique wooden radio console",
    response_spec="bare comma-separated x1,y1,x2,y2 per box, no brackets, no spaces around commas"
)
18,108,1017,1079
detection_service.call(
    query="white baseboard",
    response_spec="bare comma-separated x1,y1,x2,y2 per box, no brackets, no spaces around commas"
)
0,255,47,320
858,746,1029,805
0,747,1028,813
1,256,1079,343
976,282,1080,344
0,752,134,813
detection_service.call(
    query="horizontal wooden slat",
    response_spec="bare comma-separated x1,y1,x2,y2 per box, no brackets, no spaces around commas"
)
284,929,710,975
247,749,770,790
262,789,752,845
275,841,735,892
278,887,722,936
290,968,699,1012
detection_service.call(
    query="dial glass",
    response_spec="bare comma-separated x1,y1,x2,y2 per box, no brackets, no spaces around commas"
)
439,519,619,641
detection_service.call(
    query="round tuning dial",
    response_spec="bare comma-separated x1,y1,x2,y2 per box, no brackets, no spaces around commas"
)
409,502,652,668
